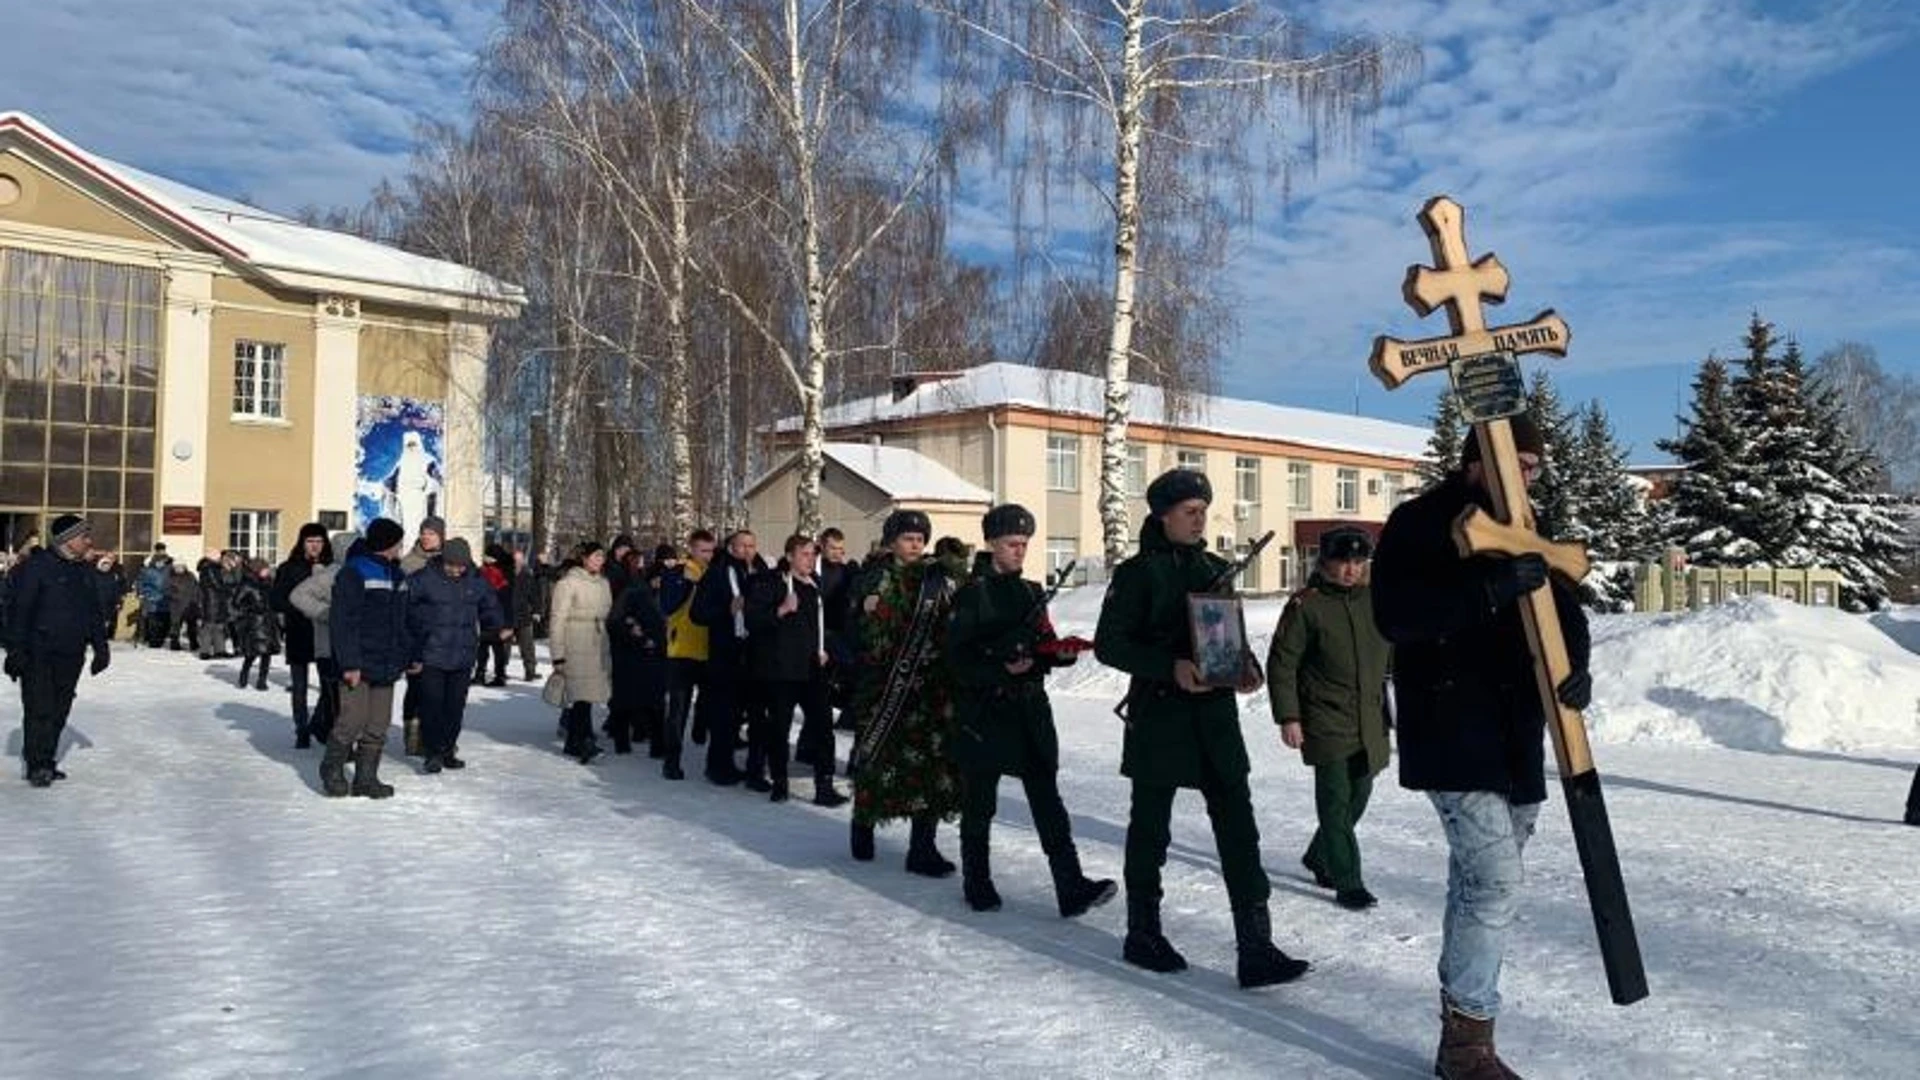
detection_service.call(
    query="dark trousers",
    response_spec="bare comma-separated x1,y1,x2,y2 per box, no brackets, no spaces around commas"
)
1305,751,1375,890
169,610,200,651
309,658,341,741
417,666,473,756
334,680,394,751
239,652,273,686
402,672,420,722
288,659,313,732
474,638,508,681
961,764,1077,868
562,700,597,757
759,678,834,785
1124,768,1271,910
514,618,537,677
19,653,84,771
1907,765,1919,818
696,660,741,780
660,658,704,765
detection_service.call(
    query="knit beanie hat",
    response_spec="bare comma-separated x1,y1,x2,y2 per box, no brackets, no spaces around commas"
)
419,516,447,540
1146,469,1212,516
365,517,405,555
441,538,474,567
51,514,90,546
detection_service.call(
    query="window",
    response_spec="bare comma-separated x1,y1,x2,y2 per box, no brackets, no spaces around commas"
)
1176,448,1206,473
229,509,280,562
1046,433,1078,492
1234,456,1259,505
1335,468,1360,513
1236,539,1260,592
1125,442,1148,496
1383,472,1406,506
1287,462,1312,510
1045,537,1078,582
232,340,286,419
1278,546,1295,590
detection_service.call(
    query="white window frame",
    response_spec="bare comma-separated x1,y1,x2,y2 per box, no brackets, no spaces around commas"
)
228,509,280,563
1176,448,1206,473
232,340,286,419
1046,433,1079,492
1124,442,1148,497
1045,537,1078,582
1335,467,1361,514
1287,462,1312,511
1383,471,1406,506
1234,455,1260,505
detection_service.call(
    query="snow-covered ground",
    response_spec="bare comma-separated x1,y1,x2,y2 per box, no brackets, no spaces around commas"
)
2,595,1916,1078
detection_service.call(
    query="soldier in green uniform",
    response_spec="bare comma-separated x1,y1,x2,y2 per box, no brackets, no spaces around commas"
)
946,504,1116,917
1096,469,1310,989
1267,526,1392,911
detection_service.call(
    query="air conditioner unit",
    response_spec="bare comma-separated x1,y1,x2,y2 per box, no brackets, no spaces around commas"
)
1366,478,1381,495
1233,502,1252,522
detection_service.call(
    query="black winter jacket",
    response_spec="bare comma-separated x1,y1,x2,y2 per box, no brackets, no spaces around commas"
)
4,548,107,658
270,544,333,664
331,552,414,685
1370,473,1590,805
229,575,283,656
692,553,760,663
744,570,825,684
406,562,506,671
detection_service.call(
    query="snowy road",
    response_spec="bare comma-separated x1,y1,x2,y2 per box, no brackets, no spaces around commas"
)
2,603,1917,1078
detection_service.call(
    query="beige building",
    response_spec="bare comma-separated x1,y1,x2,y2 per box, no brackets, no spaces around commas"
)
747,441,993,557
0,112,521,564
760,363,1429,592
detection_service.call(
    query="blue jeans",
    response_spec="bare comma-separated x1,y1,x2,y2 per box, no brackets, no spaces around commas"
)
1429,791,1540,1019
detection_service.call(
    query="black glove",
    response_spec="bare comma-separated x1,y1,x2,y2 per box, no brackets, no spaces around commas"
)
1556,669,1591,711
90,646,111,676
1484,553,1549,609
3,650,24,682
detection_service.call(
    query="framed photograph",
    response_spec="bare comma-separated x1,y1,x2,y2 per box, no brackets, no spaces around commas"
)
1187,594,1249,688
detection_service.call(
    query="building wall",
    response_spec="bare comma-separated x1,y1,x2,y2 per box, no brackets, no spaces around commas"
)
0,149,169,245
203,275,318,558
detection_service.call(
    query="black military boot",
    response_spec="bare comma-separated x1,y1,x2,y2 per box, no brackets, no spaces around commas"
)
812,767,848,807
351,744,395,799
403,716,423,757
904,815,956,878
1051,850,1119,919
850,820,876,862
1122,892,1188,973
294,724,312,750
1231,903,1309,988
961,831,1001,912
319,738,351,798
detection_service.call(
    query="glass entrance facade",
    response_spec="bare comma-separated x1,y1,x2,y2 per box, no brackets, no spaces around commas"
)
0,247,162,555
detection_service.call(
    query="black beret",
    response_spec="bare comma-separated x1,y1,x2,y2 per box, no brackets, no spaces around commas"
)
1146,468,1212,516
882,509,932,546
981,503,1035,541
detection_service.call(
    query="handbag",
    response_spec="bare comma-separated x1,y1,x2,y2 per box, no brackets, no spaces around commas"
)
541,669,568,708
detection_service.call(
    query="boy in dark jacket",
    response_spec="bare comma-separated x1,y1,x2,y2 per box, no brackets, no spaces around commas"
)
5,515,110,786
322,518,416,798
1095,470,1308,989
407,538,507,774
743,534,848,806
1370,417,1591,1080
231,558,282,691
946,505,1111,916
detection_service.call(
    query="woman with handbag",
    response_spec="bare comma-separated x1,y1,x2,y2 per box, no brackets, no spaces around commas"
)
547,542,614,764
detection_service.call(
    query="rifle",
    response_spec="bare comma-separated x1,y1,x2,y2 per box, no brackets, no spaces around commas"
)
982,559,1079,664
1112,530,1276,723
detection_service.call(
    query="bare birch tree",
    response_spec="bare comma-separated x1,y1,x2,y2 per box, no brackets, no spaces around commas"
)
934,0,1413,565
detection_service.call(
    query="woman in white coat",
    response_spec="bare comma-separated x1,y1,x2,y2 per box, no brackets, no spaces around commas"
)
549,541,613,763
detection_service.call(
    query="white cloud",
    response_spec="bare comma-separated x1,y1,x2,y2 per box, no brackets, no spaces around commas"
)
0,0,500,212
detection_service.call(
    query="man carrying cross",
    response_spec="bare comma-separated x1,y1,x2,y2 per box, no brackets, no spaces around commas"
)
1372,415,1592,1079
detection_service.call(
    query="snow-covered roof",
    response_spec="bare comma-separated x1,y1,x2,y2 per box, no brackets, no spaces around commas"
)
749,442,993,504
787,362,1428,461
0,111,523,313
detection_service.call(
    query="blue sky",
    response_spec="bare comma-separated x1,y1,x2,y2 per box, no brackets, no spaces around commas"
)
3,0,1914,463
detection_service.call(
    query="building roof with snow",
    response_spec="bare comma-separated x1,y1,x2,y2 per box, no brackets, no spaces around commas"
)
748,442,993,505
780,362,1429,462
0,111,522,315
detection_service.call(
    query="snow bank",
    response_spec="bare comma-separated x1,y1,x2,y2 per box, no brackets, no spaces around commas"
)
1049,585,1920,753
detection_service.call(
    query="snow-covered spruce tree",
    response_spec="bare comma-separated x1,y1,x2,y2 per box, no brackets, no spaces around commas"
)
1733,319,1813,565
1658,353,1756,565
1798,342,1910,609
1524,369,1579,541
1420,387,1467,488
1570,400,1650,610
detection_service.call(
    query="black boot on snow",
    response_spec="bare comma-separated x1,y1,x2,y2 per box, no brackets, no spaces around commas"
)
961,832,1000,911
351,745,395,799
1122,893,1188,973
905,816,956,878
850,820,876,862
319,742,351,798
1232,903,1309,988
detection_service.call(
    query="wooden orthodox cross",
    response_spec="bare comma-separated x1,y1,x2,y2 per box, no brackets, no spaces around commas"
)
1369,196,1649,1006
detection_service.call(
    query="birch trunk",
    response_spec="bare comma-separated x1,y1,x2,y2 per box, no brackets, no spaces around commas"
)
1100,1,1148,568
789,0,828,536
666,122,696,539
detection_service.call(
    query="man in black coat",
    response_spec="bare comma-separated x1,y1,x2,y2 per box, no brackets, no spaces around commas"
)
816,526,862,734
691,529,762,786
4,515,110,787
270,523,334,748
1369,416,1591,1080
743,534,848,806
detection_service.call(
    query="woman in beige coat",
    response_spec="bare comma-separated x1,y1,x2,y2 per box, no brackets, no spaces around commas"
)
549,542,613,763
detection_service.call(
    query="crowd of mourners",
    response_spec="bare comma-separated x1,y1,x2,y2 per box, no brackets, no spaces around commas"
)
12,418,1912,1080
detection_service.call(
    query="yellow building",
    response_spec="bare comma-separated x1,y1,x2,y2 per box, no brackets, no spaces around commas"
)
756,363,1429,591
0,112,521,564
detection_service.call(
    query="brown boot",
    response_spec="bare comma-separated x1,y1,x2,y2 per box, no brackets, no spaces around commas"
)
1435,1005,1521,1079
404,716,423,757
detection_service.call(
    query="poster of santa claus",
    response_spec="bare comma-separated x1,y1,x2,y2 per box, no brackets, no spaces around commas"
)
354,395,444,551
